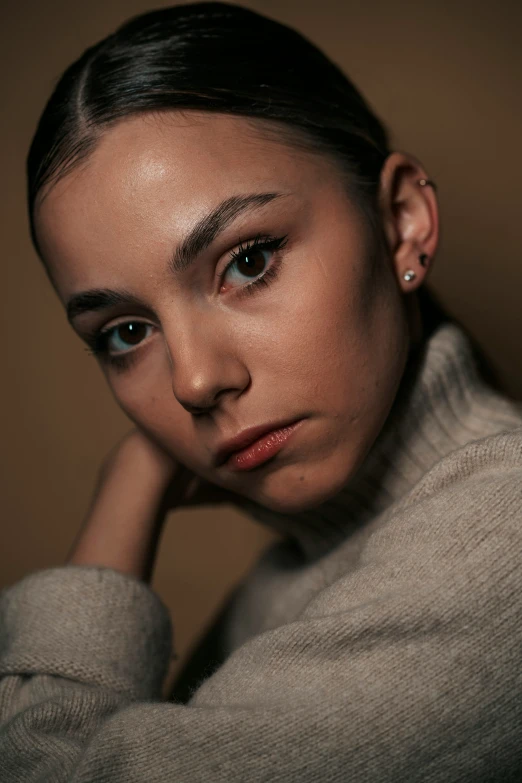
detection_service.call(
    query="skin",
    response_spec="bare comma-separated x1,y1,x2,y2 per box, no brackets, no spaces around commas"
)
34,111,439,521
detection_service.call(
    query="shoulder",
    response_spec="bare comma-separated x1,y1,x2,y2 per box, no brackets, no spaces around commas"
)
226,426,522,650
225,428,522,645
303,425,522,618
387,424,522,543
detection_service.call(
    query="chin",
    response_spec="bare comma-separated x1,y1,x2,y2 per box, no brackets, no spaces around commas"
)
254,454,356,515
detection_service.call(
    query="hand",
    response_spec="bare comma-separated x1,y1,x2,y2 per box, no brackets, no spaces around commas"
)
67,427,248,582
100,427,246,513
160,463,249,514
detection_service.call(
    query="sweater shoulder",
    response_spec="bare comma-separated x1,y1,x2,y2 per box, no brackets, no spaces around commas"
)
226,425,522,649
394,423,522,518
298,426,522,623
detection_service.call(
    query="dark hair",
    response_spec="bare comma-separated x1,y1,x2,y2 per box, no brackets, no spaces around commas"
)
27,1,391,260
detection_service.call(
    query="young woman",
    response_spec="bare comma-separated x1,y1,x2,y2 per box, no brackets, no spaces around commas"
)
1,3,522,780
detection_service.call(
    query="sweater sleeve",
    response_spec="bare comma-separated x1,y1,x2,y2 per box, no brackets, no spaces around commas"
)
1,441,522,782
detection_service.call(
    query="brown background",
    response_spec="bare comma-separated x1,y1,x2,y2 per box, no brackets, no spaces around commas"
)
2,0,521,696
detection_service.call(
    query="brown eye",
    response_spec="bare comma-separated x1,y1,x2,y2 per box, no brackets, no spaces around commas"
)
236,249,269,277
223,247,271,286
218,234,288,296
106,322,152,353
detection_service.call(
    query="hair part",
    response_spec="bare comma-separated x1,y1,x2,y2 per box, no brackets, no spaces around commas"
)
28,1,391,260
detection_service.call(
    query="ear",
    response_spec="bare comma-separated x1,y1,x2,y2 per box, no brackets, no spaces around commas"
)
377,151,440,294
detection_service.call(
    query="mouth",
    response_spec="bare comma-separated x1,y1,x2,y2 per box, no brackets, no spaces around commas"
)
214,418,306,471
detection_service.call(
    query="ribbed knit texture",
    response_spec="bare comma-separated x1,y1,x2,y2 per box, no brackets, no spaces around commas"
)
1,311,522,782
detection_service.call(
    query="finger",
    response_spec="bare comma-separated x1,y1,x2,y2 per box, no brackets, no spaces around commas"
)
182,481,238,508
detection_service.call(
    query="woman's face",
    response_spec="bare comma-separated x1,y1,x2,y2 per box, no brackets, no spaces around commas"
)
35,111,419,514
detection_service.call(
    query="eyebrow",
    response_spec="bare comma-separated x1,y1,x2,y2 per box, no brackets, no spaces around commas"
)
66,191,286,324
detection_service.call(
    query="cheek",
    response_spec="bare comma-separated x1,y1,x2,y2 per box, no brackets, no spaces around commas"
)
288,255,405,429
272,256,373,386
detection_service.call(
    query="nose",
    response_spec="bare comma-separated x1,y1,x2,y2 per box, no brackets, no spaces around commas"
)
165,321,250,415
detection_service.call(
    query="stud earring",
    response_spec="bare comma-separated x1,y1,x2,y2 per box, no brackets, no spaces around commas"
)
419,253,429,267
403,269,416,282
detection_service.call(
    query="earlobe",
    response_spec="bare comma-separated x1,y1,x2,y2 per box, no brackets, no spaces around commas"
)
400,250,431,291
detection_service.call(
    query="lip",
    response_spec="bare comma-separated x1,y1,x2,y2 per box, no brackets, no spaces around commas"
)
214,417,305,468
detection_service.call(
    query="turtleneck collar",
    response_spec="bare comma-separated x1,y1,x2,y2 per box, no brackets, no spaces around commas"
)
240,298,522,562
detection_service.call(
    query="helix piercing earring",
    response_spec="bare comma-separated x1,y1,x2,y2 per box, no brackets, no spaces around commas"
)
403,270,416,282
418,178,437,191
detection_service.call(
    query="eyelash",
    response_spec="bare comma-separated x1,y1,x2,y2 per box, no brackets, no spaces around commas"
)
84,233,289,372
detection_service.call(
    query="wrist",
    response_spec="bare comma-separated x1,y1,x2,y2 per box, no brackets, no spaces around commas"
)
66,433,182,582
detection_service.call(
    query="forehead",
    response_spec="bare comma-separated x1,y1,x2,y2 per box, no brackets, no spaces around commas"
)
36,111,330,232
35,111,336,293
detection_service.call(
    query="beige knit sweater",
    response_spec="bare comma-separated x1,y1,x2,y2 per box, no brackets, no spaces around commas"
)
1,306,522,782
